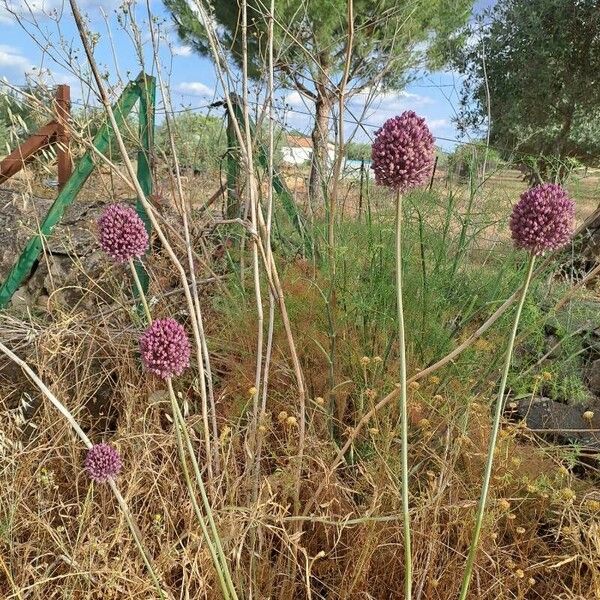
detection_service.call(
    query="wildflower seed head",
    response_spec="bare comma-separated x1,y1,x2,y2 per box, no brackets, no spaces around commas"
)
583,410,594,422
509,183,575,255
98,203,149,263
285,416,297,427
84,443,122,483
371,111,435,191
360,356,371,365
409,381,420,390
140,318,191,379
560,487,576,503
499,498,511,511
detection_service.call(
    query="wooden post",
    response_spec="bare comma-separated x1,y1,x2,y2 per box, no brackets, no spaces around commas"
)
0,124,56,184
55,84,71,189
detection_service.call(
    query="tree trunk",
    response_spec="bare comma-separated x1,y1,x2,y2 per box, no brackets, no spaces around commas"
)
308,90,333,206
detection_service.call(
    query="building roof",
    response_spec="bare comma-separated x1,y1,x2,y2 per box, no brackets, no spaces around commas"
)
286,135,313,148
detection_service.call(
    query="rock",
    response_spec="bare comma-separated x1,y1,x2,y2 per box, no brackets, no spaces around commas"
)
505,396,600,451
0,189,111,309
587,358,600,397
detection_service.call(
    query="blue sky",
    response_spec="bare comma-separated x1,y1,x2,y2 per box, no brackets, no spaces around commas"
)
0,0,489,150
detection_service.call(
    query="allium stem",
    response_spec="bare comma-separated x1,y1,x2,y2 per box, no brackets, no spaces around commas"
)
167,379,238,600
129,258,152,324
395,190,412,599
458,253,536,600
0,341,167,600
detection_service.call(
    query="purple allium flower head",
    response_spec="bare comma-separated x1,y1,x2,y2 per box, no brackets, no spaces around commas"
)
85,442,122,483
98,203,149,263
371,111,435,191
140,318,191,379
509,183,575,255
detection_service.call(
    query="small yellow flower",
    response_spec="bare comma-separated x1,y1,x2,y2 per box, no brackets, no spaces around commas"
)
498,499,511,511
360,356,371,366
528,577,536,586
285,416,298,427
541,371,552,381
315,396,325,405
418,418,430,429
277,411,288,423
515,569,525,579
560,488,576,503
429,375,440,385
516,526,525,535
507,513,516,520
433,394,443,402
373,356,383,364
409,381,420,390
585,499,600,512
248,386,257,397
583,410,594,422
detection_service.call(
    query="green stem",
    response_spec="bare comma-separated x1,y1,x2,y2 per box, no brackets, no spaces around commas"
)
395,190,412,599
129,258,152,324
167,380,232,600
167,380,239,600
458,253,536,600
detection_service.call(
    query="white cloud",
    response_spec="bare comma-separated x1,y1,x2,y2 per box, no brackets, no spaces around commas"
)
0,45,33,74
0,0,121,24
176,81,213,96
285,90,315,110
172,45,193,57
351,87,434,113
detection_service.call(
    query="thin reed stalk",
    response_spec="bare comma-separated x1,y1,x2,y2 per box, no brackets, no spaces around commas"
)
395,190,412,599
167,379,239,600
458,253,536,600
166,380,235,600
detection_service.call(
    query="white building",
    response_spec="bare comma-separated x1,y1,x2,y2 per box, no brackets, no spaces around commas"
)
281,135,336,166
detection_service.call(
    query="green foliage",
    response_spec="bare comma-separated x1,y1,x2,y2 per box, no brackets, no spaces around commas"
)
454,0,600,182
447,142,503,179
166,0,474,91
345,142,371,162
156,110,227,173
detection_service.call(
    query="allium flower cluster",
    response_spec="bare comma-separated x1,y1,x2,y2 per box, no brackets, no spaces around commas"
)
371,111,435,191
509,183,575,255
85,442,122,483
140,318,191,379
98,203,149,263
